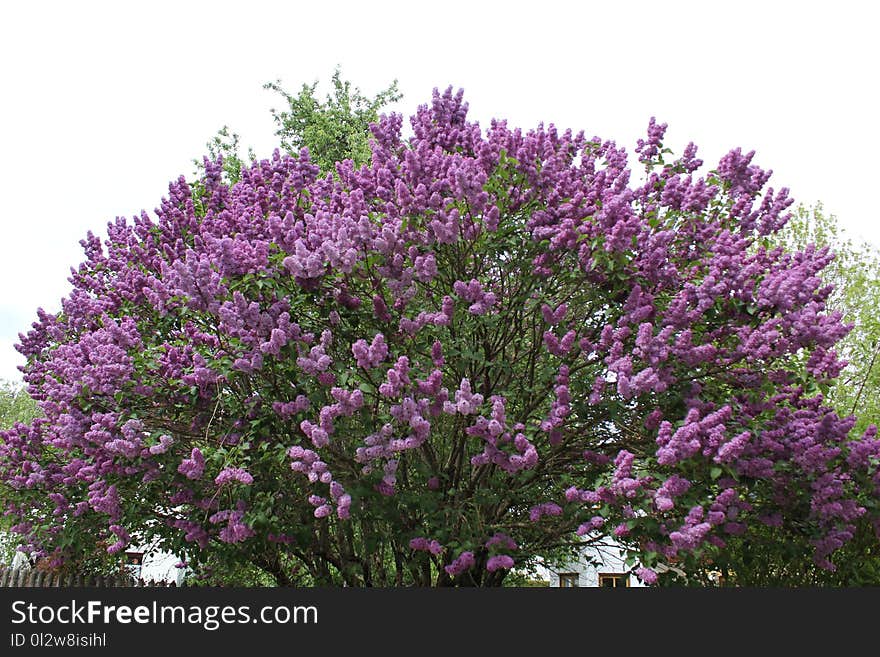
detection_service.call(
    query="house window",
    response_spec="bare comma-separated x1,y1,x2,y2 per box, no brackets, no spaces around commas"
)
598,573,629,588
124,552,144,580
559,573,580,587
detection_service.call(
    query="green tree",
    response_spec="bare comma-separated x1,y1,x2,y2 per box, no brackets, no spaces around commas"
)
195,125,256,185
194,69,401,185
0,379,40,430
264,67,401,173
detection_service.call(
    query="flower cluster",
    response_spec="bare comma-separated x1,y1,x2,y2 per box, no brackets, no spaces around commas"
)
444,551,475,577
214,467,253,486
409,537,443,555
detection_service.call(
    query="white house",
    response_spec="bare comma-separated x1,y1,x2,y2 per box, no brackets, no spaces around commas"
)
539,537,647,588
121,544,187,585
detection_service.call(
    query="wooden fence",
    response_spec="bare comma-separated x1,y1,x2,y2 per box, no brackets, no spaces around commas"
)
0,566,181,587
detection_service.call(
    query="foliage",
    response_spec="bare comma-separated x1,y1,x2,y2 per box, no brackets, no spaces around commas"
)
0,379,40,430
264,67,401,173
2,90,879,586
194,68,400,187
194,126,256,186
502,569,550,587
184,551,306,587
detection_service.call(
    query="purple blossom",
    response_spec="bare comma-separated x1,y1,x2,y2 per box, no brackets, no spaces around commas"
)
445,551,476,577
576,516,606,535
379,356,411,398
148,434,174,455
635,567,658,585
485,532,518,551
453,279,498,315
443,378,483,415
486,555,514,572
635,117,668,164
529,503,563,522
211,508,255,543
106,524,130,554
177,448,205,480
214,467,254,486
540,303,568,325
352,333,388,369
410,537,443,555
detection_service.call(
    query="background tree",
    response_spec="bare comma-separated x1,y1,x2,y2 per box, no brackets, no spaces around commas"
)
196,68,401,186
195,125,256,186
2,91,879,586
0,379,39,430
264,67,401,173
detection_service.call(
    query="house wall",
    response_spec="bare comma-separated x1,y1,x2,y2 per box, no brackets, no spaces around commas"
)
134,548,187,585
543,539,645,588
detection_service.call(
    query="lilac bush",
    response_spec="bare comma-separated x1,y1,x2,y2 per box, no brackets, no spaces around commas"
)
2,88,878,585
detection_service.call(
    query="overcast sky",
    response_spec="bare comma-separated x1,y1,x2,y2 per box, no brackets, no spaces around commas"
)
0,0,876,383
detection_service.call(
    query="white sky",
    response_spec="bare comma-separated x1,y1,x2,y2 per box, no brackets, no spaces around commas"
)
0,0,876,383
